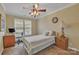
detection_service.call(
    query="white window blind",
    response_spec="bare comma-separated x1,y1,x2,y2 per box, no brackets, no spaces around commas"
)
15,19,23,37
14,19,32,37
24,20,32,35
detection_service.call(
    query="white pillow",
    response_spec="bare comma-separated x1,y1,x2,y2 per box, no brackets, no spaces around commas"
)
42,31,56,36
48,31,52,36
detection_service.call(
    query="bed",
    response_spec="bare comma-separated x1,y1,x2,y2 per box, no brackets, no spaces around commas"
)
22,35,55,55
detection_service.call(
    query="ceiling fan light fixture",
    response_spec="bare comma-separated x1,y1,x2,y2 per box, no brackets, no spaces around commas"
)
34,3,39,9
36,12,39,16
30,12,33,16
29,3,46,18
33,11,37,15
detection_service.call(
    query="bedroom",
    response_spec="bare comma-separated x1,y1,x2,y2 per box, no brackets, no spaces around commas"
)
0,3,79,55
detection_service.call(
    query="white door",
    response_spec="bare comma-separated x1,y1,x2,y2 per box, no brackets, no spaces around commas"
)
0,32,4,54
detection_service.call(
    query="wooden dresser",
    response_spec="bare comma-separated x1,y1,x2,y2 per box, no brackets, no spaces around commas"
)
55,36,68,50
3,35,15,48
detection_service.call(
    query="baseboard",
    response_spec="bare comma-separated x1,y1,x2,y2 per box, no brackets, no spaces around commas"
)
68,47,79,51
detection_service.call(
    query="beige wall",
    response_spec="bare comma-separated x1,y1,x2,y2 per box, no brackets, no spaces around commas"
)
6,15,38,35
38,4,79,50
32,20,38,35
6,15,14,32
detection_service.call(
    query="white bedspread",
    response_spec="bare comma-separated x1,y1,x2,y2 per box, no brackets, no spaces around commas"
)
22,35,55,54
23,35,55,48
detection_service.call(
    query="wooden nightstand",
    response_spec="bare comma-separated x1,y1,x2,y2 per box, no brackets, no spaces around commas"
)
55,36,68,50
3,35,15,48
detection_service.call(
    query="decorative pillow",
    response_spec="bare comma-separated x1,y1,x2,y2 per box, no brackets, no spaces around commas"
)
51,31,56,36
45,32,49,36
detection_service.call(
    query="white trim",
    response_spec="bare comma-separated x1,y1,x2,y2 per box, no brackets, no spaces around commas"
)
39,3,77,18
68,47,79,52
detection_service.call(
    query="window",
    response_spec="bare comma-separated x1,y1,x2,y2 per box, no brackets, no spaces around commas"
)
24,20,32,35
14,19,32,37
15,19,23,37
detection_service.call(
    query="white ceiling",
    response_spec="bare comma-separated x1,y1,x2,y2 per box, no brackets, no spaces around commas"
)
2,3,73,18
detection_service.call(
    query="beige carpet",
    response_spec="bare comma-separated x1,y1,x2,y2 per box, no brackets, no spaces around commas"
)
2,43,79,55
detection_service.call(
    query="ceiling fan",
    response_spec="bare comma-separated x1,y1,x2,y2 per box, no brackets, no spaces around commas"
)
23,3,46,18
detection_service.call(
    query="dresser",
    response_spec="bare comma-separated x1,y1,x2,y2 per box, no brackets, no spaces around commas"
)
55,36,68,50
3,35,15,48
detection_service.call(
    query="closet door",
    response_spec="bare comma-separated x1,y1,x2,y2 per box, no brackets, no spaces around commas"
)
0,15,5,54
0,35,3,54
0,32,4,54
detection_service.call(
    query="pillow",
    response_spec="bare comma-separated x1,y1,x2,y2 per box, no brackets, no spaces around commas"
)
44,31,56,36
51,31,56,36
48,31,52,36
45,32,49,36
45,31,56,36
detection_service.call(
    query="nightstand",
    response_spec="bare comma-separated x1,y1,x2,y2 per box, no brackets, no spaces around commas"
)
55,36,68,50
3,35,15,48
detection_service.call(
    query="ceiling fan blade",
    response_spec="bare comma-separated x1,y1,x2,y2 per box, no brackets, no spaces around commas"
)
38,9,46,12
22,6,30,10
